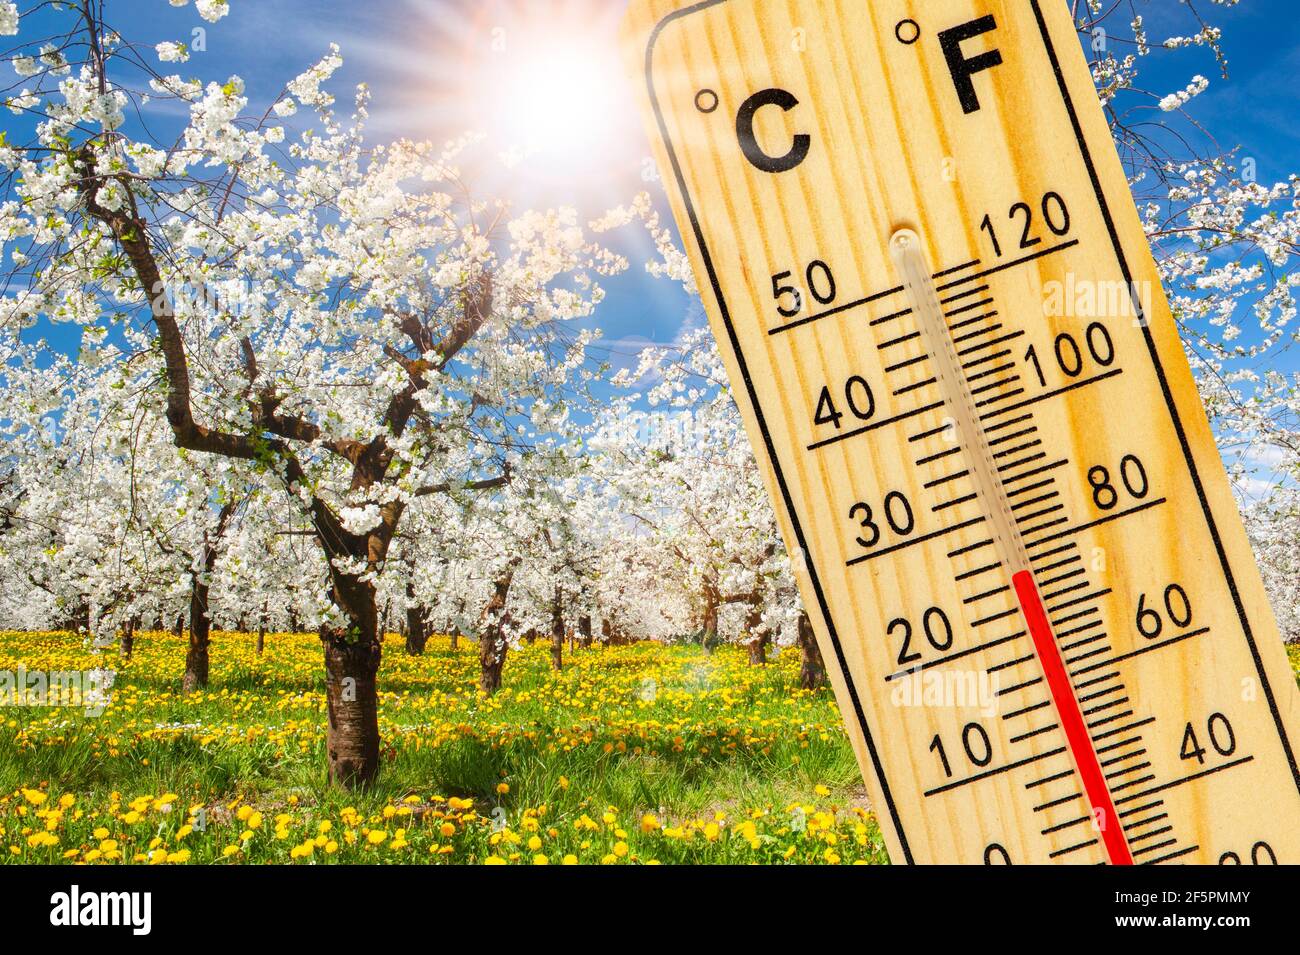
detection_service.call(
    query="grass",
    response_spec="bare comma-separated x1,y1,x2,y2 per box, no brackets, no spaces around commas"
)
0,629,883,865
7,632,1296,865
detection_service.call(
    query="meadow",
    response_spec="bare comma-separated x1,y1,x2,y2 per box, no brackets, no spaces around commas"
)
0,631,887,865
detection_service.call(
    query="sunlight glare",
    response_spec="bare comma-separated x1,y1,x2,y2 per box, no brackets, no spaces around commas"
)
488,36,623,167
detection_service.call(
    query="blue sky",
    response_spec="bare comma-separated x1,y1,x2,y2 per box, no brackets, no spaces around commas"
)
9,0,1299,410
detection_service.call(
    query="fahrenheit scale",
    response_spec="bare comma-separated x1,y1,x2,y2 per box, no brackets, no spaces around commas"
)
623,0,1300,863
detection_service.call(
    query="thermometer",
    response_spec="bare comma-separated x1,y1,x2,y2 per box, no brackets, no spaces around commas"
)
623,0,1300,863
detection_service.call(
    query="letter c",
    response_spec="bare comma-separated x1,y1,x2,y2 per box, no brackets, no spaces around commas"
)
735,88,810,173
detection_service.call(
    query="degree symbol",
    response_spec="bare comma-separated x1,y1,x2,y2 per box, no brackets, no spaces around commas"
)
896,19,921,45
695,89,719,113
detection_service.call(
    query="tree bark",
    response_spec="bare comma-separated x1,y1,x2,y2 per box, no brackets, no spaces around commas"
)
172,612,185,637
550,593,564,671
478,559,519,695
701,582,719,655
404,576,428,655
449,629,460,651
256,623,265,655
405,607,428,655
322,626,381,788
578,614,593,648
183,502,234,694
797,611,827,690
744,602,768,666
321,569,382,788
181,573,211,693
119,617,135,661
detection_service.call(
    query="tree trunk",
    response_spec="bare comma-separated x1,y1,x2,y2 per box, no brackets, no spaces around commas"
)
601,618,612,646
550,593,564,671
479,632,507,694
172,612,185,637
183,502,234,694
405,608,428,655
478,559,519,695
118,617,134,661
797,611,827,690
255,600,267,655
449,630,460,651
701,584,719,655
321,569,382,788
525,628,537,645
182,571,211,693
404,577,428,656
744,602,768,665
578,614,592,648
322,626,381,788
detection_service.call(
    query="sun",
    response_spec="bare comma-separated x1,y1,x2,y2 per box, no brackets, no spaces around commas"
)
378,0,644,203
487,37,623,165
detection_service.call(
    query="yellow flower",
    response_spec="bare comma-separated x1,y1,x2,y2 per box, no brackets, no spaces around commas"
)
496,783,510,795
92,827,109,840
532,854,549,865
367,829,387,845
561,854,578,865
613,841,629,858
21,789,46,806
814,784,831,797
640,813,660,833
58,794,75,809
222,845,240,858
439,822,456,838
527,835,542,851
246,811,263,830
484,855,507,865
703,822,720,841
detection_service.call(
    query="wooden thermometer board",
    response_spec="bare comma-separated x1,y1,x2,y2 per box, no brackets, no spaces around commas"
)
623,0,1300,864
